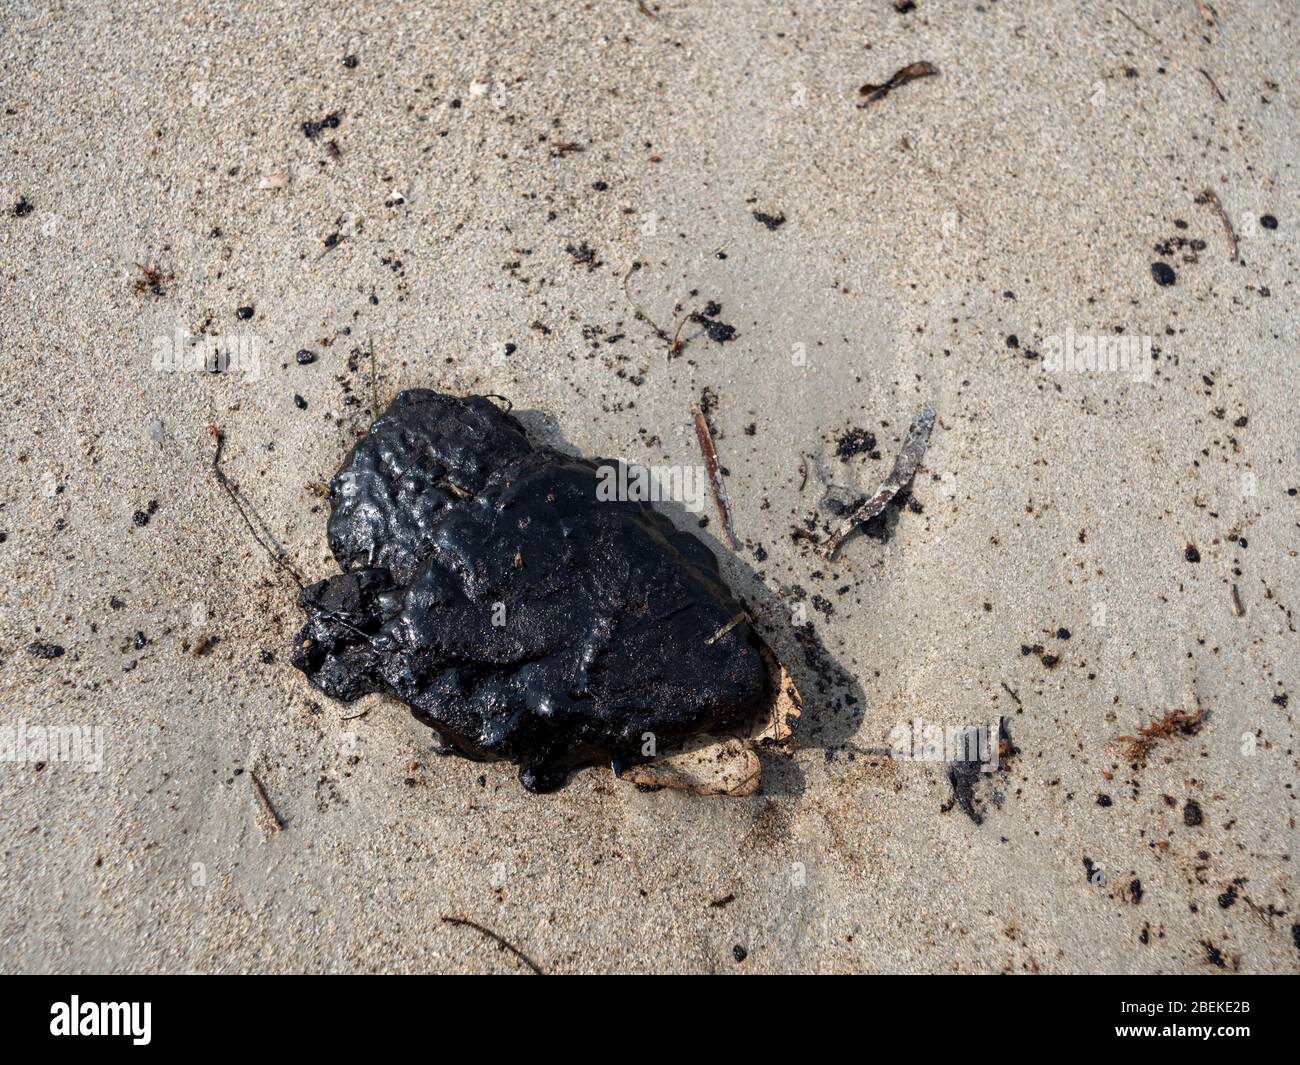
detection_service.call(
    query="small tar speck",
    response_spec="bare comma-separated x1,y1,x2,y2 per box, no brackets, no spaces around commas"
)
236,305,254,320
302,112,340,139
27,641,65,659
752,210,786,231
835,427,878,462
296,349,317,365
294,394,308,410
132,631,147,650
1151,262,1176,286
732,945,747,962
1184,800,1203,826
1184,544,1201,563
1260,214,1277,230
13,197,33,217
1097,793,1112,807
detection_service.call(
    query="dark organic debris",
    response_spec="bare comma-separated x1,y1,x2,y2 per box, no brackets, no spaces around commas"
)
819,404,935,559
292,390,772,792
301,112,340,139
565,241,602,271
1116,707,1204,763
668,302,736,356
751,210,786,231
945,719,1016,825
858,61,938,106
131,263,170,298
834,427,877,462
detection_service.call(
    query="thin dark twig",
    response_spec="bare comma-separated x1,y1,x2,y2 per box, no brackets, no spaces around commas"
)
441,916,544,975
690,402,737,549
1115,6,1161,44
210,427,306,589
1198,68,1227,102
249,769,286,831
621,262,671,343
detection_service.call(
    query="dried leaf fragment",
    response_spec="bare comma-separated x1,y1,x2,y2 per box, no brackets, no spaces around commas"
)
859,62,938,106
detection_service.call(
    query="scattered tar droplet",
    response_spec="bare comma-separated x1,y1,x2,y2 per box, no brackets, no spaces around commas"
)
1184,543,1200,563
302,112,340,139
732,944,748,962
296,349,318,365
292,390,770,792
1184,799,1203,826
236,305,255,320
1260,214,1278,230
294,394,308,410
1151,261,1176,286
27,641,64,659
342,54,359,69
751,210,786,230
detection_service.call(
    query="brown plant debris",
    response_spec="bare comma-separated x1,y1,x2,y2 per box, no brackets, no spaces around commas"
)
1116,707,1205,762
441,916,543,975
858,61,938,106
690,401,737,549
131,262,171,298
819,404,935,559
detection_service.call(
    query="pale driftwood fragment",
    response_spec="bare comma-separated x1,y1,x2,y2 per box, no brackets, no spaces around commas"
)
819,404,936,560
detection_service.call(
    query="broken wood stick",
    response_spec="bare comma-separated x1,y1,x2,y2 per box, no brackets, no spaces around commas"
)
819,404,936,560
690,402,738,549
